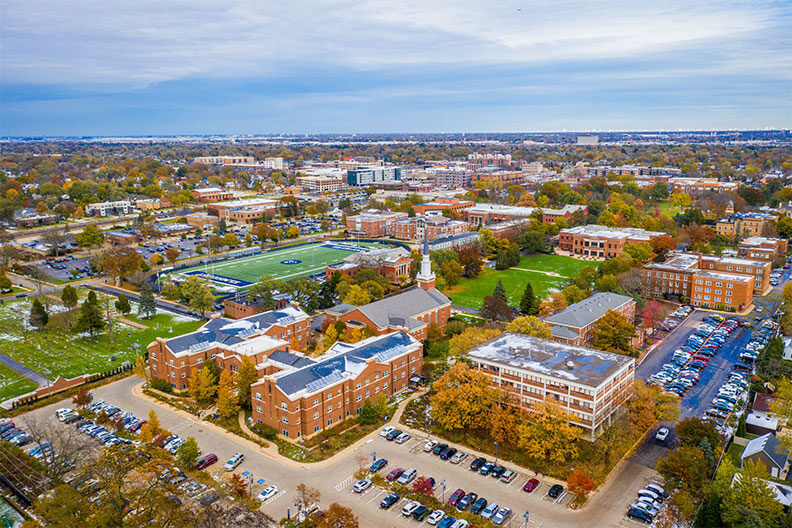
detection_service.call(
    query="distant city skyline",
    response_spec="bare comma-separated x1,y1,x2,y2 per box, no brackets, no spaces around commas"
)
1,0,790,136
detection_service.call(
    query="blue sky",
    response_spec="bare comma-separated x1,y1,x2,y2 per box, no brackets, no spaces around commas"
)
1,0,790,136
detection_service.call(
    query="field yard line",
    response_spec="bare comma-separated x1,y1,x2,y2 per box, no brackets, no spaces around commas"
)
275,265,333,280
512,268,571,278
201,244,329,270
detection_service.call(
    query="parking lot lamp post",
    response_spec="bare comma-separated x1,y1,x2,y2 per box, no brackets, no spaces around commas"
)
440,479,446,502
494,441,499,464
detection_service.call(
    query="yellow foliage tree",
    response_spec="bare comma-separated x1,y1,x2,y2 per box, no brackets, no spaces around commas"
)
517,399,581,463
505,316,553,338
342,284,371,306
430,362,497,431
188,366,217,406
489,391,521,446
139,409,164,442
215,370,239,421
448,327,501,356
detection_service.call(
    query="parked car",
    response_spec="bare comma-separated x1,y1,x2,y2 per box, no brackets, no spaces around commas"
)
369,458,387,472
469,457,486,471
396,468,417,486
627,507,654,523
196,454,217,470
380,493,400,509
386,468,404,481
481,502,499,519
223,452,244,471
401,500,420,516
380,426,396,438
456,492,478,511
450,451,467,464
523,478,540,493
655,427,669,443
353,479,372,493
447,489,465,506
548,484,564,498
412,505,431,521
427,509,445,524
471,497,488,515
500,469,516,483
423,440,437,452
395,432,412,444
257,485,278,502
385,429,402,441
492,507,512,525
479,462,495,475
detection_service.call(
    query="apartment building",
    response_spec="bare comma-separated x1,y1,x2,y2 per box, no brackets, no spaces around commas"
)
295,175,346,192
466,203,587,227
206,198,280,220
472,169,525,186
148,305,312,390
250,331,422,439
427,232,481,251
193,156,255,165
412,198,475,215
191,187,234,202
576,165,681,178
668,177,739,193
13,208,58,228
716,212,774,240
431,168,473,188
738,237,789,262
544,293,636,347
642,252,759,310
84,200,132,217
467,333,635,439
345,210,408,237
346,166,404,186
558,225,664,258
391,215,469,242
699,255,772,296
467,153,512,170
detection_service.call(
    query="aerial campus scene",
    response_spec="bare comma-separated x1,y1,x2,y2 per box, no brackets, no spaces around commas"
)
0,2,790,528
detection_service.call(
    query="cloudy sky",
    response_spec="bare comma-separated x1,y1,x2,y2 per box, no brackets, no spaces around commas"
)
1,0,790,136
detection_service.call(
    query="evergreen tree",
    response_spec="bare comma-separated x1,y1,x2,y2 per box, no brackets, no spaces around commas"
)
217,218,227,234
520,282,539,315
29,298,48,329
493,279,507,303
76,291,104,337
114,293,131,315
138,282,157,319
358,400,378,425
60,285,78,308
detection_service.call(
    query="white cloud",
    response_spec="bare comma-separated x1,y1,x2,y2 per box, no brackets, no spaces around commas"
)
0,0,788,85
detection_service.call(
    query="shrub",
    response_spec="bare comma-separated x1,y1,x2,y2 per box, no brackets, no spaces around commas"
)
252,422,278,441
151,379,173,394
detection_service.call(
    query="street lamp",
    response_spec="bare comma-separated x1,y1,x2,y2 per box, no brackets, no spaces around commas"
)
494,440,499,464
440,479,446,503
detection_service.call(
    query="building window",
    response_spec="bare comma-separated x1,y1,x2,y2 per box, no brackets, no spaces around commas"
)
281,403,288,410
327,405,332,412
283,430,289,437
314,425,320,432
256,406,261,412
313,399,318,406
328,419,333,425
256,392,261,400
356,395,362,402
355,383,361,390
313,412,319,419
282,417,288,424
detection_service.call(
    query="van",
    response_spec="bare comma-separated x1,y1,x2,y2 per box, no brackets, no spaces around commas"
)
196,453,218,470
637,489,661,503
396,468,417,486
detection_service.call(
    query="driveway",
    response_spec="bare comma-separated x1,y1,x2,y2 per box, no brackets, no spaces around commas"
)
17,376,653,528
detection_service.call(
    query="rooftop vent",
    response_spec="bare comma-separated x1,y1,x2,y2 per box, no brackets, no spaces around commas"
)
566,361,575,370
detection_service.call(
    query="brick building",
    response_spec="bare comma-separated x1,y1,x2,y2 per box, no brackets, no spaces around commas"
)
738,237,789,262
206,198,280,220
191,187,233,202
222,293,289,319
716,212,775,240
295,175,346,192
185,213,220,229
467,153,513,170
544,293,636,347
325,247,413,283
105,231,140,245
391,215,469,242
193,156,255,165
250,331,422,439
345,210,408,238
147,306,311,390
558,225,664,258
467,333,635,439
412,198,475,215
466,203,587,227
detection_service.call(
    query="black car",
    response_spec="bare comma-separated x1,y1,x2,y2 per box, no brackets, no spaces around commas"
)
440,447,457,461
469,457,486,471
456,492,478,511
479,462,495,475
385,429,402,441
432,443,448,455
627,507,653,523
548,484,564,498
380,493,400,509
369,458,388,472
471,497,488,515
412,505,430,521
490,465,506,478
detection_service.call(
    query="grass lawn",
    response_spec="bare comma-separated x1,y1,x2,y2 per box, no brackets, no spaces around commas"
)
516,253,598,278
0,364,38,402
657,202,682,219
0,297,203,400
447,267,567,309
160,241,386,287
727,441,744,467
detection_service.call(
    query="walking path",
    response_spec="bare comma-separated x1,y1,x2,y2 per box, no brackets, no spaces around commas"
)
512,267,569,278
0,352,50,388
111,315,148,329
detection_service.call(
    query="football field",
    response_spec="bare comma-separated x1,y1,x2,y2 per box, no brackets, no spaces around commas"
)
163,241,384,288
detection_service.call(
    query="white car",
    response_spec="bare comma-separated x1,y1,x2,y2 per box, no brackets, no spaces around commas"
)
423,440,437,452
257,485,278,502
451,520,470,528
401,500,420,516
352,479,372,493
395,432,411,444
223,452,244,471
380,426,396,438
655,427,669,443
427,510,445,525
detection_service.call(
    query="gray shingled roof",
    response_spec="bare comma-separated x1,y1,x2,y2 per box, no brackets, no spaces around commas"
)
549,325,579,340
544,292,632,329
268,350,316,369
276,331,416,396
742,433,789,470
356,287,449,329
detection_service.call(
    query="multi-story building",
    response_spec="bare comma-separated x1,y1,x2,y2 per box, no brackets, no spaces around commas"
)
427,232,481,251
85,200,132,217
326,243,450,340
325,247,413,283
642,252,761,310
206,198,280,220
699,255,772,296
467,153,513,170
412,198,475,215
431,168,473,188
295,175,346,192
193,156,255,165
391,215,469,241
345,210,408,237
716,212,774,240
466,203,587,227
558,225,664,258
226,205,280,224
191,187,234,202
185,213,220,229
105,231,140,245
13,208,58,228
250,331,422,439
738,237,789,262
668,177,739,193
222,292,288,319
346,166,404,187
472,169,525,186
467,333,635,439
147,305,312,390
544,293,636,347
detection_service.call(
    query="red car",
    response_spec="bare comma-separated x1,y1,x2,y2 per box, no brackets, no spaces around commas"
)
386,468,404,481
447,488,465,505
523,478,540,493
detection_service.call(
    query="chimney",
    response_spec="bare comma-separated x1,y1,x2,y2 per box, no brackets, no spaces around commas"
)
566,361,575,370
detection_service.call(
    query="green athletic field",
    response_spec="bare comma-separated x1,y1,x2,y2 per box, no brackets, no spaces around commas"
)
162,241,387,288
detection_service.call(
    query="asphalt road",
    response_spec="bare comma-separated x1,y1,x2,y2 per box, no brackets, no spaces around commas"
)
17,376,656,528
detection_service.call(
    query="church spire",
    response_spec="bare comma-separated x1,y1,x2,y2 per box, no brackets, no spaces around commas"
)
416,229,435,290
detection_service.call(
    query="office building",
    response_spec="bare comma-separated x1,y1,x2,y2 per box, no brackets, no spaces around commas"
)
544,293,636,347
192,187,234,202
738,237,789,262
346,166,404,186
557,225,664,258
84,200,132,217
345,210,408,237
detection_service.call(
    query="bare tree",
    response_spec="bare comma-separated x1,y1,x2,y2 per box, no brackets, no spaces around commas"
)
22,416,96,483
42,228,68,257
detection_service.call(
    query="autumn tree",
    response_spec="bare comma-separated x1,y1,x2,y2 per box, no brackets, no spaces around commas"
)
165,247,180,264
481,295,514,321
133,355,147,380
675,417,721,451
539,292,567,317
656,446,709,494
770,377,792,451
641,300,666,331
227,473,249,498
624,381,680,433
139,409,165,442
72,387,92,408
488,391,521,447
342,284,371,306
215,369,239,421
114,293,131,315
562,284,587,305
314,503,359,528
430,362,497,431
412,476,435,497
296,483,321,514
176,436,200,468
448,327,501,356
101,246,143,286
517,399,580,463
567,470,596,496
188,366,218,406
505,316,552,338
235,355,259,410
591,309,637,356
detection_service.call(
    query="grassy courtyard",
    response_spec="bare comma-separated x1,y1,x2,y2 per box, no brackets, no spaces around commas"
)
447,253,593,310
0,296,204,402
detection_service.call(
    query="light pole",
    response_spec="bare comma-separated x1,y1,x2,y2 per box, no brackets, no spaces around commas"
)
440,479,446,503
494,440,499,464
